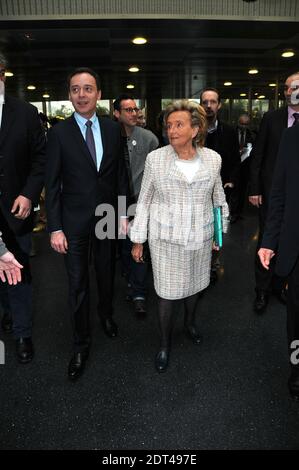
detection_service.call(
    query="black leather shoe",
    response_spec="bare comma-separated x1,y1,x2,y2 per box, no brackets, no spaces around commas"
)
1,313,13,333
273,288,287,305
288,369,299,401
155,349,169,373
68,351,89,381
133,299,146,316
16,337,34,364
184,325,202,345
101,317,118,338
254,291,269,314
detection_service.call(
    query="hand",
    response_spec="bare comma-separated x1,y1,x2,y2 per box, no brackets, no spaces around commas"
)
212,241,220,251
119,218,129,236
11,195,32,219
249,195,262,207
224,182,234,189
50,231,68,254
131,243,144,263
258,248,275,270
0,251,23,285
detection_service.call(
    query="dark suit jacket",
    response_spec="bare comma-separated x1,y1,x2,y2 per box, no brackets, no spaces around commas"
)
0,95,46,236
262,126,299,277
205,120,240,185
45,114,128,237
249,107,288,200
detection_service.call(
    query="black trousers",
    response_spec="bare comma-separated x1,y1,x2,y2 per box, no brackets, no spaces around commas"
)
287,255,299,369
64,233,116,353
255,200,285,294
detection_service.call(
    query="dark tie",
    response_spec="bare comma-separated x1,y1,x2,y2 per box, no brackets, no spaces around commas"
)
240,129,246,148
85,120,97,167
292,113,299,126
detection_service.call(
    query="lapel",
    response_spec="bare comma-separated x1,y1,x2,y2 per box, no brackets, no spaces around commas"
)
167,146,209,183
97,115,108,173
0,95,16,147
69,114,97,172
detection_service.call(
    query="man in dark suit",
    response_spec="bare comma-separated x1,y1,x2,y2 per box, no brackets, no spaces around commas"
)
258,124,299,400
45,68,128,381
249,72,299,313
200,87,240,282
0,54,46,361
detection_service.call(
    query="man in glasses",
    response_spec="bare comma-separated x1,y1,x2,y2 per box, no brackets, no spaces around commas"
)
249,71,299,314
113,94,158,316
0,53,46,362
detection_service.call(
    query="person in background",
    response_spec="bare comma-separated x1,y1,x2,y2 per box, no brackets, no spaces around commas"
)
113,94,158,316
130,100,229,373
136,109,146,128
249,71,299,314
0,53,46,361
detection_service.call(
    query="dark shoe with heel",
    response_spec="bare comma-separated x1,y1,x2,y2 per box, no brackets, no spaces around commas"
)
16,337,34,364
68,351,89,381
184,325,202,344
155,349,169,373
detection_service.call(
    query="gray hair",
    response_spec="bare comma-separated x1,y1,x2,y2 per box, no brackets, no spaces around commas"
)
164,99,207,147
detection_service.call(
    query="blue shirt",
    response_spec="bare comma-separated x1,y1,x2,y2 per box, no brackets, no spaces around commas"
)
74,112,103,170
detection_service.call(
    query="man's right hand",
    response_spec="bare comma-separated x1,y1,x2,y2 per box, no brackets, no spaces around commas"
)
249,195,263,207
50,231,68,254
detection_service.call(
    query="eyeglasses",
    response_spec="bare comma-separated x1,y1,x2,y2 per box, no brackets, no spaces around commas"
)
121,107,139,114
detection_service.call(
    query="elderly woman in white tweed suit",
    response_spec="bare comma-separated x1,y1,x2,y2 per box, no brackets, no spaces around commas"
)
130,100,229,372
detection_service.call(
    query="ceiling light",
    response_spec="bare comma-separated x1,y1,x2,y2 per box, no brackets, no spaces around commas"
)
4,71,13,77
281,50,295,58
224,81,232,86
268,83,276,87
258,95,265,99
27,85,36,90
254,92,259,96
43,93,50,99
248,69,258,74
132,37,147,45
240,93,247,97
129,66,140,73
126,84,135,89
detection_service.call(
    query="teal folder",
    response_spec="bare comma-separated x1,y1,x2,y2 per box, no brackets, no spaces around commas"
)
213,207,223,247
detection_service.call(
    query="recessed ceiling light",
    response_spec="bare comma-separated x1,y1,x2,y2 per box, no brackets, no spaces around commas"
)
4,71,13,77
268,83,276,87
240,93,247,97
281,50,295,58
254,92,259,96
132,37,147,45
224,81,232,86
126,84,135,89
129,66,140,73
43,93,50,99
248,69,258,74
258,95,266,99
27,85,36,90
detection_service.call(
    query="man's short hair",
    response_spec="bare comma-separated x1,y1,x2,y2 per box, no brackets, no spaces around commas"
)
113,94,135,112
0,53,7,69
67,67,101,90
200,87,221,103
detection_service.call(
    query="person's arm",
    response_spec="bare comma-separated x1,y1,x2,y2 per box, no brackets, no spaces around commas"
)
225,127,240,188
212,156,230,233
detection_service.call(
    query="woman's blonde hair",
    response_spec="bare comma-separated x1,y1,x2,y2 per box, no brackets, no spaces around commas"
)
164,99,207,147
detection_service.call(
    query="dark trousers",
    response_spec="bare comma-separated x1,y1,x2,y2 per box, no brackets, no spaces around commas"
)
255,200,285,294
0,232,32,338
64,233,116,353
287,256,299,370
120,237,147,300
229,158,250,217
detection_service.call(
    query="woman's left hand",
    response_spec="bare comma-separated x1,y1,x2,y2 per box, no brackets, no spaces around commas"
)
131,243,144,263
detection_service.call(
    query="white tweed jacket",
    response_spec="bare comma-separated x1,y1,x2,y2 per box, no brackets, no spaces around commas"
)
130,145,229,247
